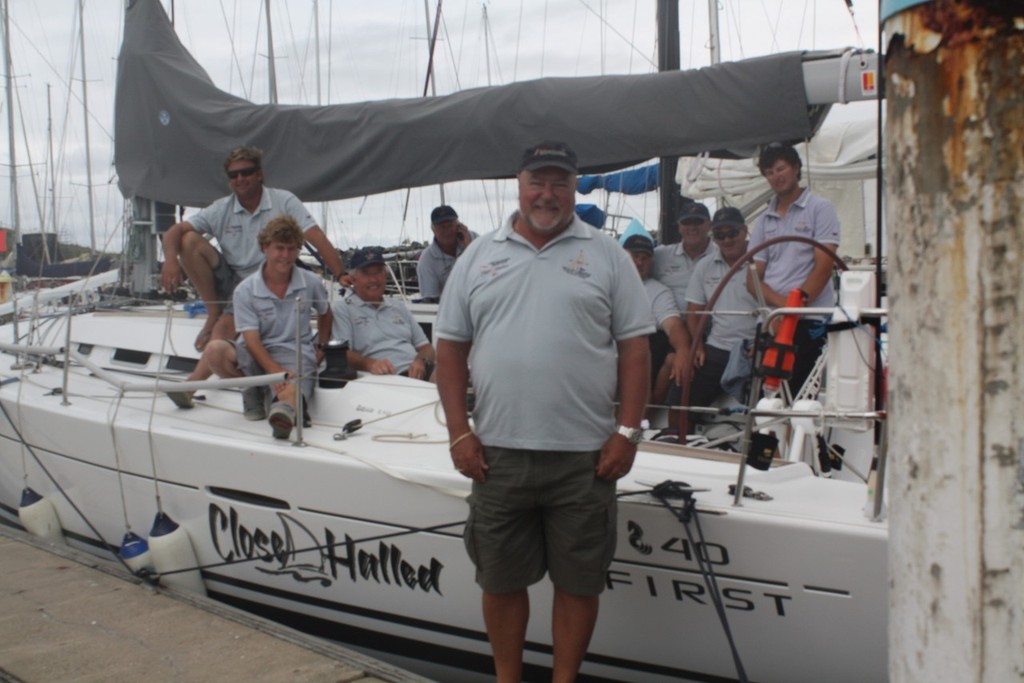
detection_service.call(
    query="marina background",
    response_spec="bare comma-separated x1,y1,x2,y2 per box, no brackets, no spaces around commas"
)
2,0,878,256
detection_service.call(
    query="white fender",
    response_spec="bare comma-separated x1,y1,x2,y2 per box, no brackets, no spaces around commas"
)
148,512,206,595
119,531,155,576
18,488,65,545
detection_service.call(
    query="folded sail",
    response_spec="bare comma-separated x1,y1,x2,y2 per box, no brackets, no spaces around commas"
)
115,0,817,207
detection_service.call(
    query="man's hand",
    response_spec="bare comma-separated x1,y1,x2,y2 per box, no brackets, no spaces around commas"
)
367,358,398,375
671,348,692,385
450,432,487,482
407,357,429,380
595,433,637,481
160,260,183,293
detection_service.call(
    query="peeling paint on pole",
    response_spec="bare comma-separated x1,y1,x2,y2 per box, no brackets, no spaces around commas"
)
884,1,1024,681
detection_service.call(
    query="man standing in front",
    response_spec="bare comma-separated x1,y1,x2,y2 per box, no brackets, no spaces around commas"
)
435,141,653,682
159,146,345,353
747,141,840,394
415,205,477,302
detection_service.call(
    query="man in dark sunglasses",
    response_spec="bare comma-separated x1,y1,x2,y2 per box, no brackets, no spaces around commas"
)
684,207,759,417
159,146,346,361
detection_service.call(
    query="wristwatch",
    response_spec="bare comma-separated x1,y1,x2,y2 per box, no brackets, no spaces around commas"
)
616,424,643,446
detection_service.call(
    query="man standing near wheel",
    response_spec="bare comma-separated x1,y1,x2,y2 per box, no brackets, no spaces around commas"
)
747,141,840,394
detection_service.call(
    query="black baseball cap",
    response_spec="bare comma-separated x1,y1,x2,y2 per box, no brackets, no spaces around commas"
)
711,206,745,228
349,246,386,270
677,202,711,223
622,234,654,254
519,141,578,174
430,205,458,224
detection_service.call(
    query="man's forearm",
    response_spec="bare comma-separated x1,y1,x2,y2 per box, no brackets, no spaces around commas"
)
305,226,345,279
435,339,472,438
616,336,650,427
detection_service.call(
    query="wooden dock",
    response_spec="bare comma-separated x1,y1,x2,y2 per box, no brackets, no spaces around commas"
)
0,525,432,683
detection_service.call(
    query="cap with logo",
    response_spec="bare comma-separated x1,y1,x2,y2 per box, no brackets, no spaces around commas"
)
349,246,386,270
519,141,579,174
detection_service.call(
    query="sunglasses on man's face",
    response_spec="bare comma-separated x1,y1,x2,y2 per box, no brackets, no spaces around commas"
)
712,226,742,240
227,166,258,180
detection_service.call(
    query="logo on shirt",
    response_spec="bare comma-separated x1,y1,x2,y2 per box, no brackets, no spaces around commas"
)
479,258,510,280
563,251,592,280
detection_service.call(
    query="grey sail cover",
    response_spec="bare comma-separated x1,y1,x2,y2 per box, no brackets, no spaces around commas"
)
115,0,814,207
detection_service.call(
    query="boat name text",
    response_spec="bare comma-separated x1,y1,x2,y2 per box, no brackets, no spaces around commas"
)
208,504,444,594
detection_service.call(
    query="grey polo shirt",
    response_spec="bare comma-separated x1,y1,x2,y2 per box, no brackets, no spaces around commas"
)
436,214,655,451
652,240,717,312
331,294,429,373
416,232,478,300
685,250,759,352
643,277,681,331
232,264,329,371
748,188,840,310
188,187,319,278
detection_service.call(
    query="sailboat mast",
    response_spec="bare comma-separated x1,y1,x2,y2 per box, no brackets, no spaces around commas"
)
45,85,54,263
313,0,328,232
707,0,720,65
264,0,278,104
420,0,445,210
313,0,321,106
77,0,96,254
656,0,680,244
2,0,19,251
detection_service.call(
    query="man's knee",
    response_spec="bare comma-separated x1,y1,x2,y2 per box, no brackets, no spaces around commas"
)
204,340,238,373
180,231,218,266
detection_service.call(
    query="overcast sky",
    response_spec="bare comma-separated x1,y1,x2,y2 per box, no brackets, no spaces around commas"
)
1,0,880,253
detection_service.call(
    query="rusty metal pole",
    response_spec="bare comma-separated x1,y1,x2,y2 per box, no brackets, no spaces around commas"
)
884,2,1024,681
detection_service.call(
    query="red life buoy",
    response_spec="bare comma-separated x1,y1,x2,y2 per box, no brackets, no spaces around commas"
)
761,288,805,392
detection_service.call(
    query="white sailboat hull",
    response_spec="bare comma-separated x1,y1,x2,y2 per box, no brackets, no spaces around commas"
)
0,311,887,683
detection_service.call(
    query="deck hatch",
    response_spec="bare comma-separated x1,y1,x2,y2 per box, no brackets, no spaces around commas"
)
166,355,198,373
111,348,151,366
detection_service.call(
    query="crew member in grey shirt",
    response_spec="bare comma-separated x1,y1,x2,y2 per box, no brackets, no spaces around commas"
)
415,205,477,302
652,201,717,312
167,215,332,439
620,231,692,406
333,247,435,380
435,140,653,682
159,145,345,352
747,141,840,394
686,207,759,411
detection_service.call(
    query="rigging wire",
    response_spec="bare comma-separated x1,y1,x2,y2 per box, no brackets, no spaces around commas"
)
216,0,250,100
574,0,656,70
